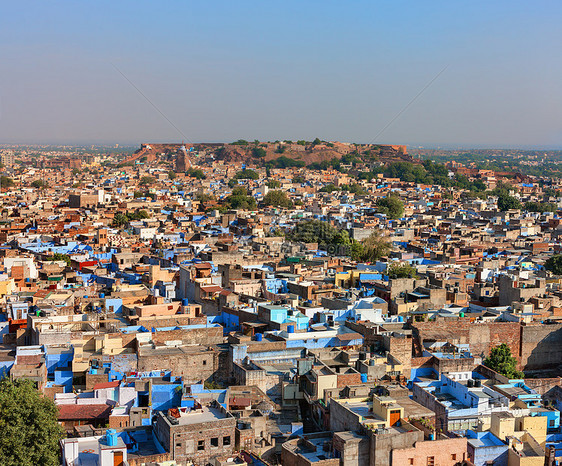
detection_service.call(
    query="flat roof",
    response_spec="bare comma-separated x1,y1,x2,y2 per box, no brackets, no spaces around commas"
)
168,406,230,426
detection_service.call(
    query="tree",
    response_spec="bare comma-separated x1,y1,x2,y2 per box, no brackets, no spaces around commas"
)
497,193,521,211
168,171,176,180
387,262,417,279
319,183,338,193
31,180,48,189
233,169,259,180
44,253,71,267
545,255,562,275
376,195,404,219
186,168,206,179
484,344,524,379
263,190,292,209
524,201,556,213
266,180,281,189
360,232,391,262
1,175,15,188
0,378,63,465
252,147,267,158
140,176,155,186
226,187,257,210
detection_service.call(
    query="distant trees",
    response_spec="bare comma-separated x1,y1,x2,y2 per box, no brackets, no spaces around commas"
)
252,147,267,158
497,193,521,211
263,190,292,209
44,253,71,266
111,209,150,228
0,175,15,188
340,183,368,195
140,176,155,186
231,139,249,146
287,219,340,246
233,169,259,180
31,180,47,189
545,255,562,276
387,262,418,279
484,344,524,379
524,201,557,213
359,232,391,262
376,195,404,219
186,168,206,179
225,186,257,210
319,183,339,193
266,180,281,189
0,378,63,466
168,171,176,180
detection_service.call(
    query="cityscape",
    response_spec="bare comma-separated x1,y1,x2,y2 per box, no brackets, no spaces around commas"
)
1,2,562,466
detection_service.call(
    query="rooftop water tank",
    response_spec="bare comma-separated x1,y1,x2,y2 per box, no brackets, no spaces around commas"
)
360,373,368,383
99,292,105,299
182,298,189,306
106,429,118,447
255,333,263,342
287,325,295,334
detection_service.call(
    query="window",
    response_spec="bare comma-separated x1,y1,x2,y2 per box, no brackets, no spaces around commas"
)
203,360,207,366
409,459,414,465
211,437,219,447
550,420,555,427
223,436,231,446
427,457,434,466
451,453,456,460
197,440,205,451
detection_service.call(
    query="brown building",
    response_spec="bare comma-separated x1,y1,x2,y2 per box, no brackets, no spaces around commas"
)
154,402,235,465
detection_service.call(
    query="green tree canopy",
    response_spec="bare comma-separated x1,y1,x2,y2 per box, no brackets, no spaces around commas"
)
111,209,150,228
484,343,524,379
186,168,206,179
263,190,293,209
0,378,63,466
140,176,155,186
376,195,404,219
545,255,562,275
233,169,259,180
252,147,267,158
31,180,48,189
497,193,521,211
226,186,257,210
0,176,14,188
44,253,71,266
168,170,176,180
288,219,338,245
360,232,391,262
524,201,556,213
387,262,417,279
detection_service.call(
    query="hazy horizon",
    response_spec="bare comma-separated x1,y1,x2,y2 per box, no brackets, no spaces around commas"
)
1,1,560,148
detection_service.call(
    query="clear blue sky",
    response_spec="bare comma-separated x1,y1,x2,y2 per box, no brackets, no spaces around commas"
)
0,1,560,147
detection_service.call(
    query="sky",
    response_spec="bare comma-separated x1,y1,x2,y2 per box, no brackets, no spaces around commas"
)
0,1,561,148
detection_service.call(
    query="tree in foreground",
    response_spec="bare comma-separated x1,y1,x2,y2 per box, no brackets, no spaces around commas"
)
545,255,562,275
484,343,524,379
0,378,63,466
